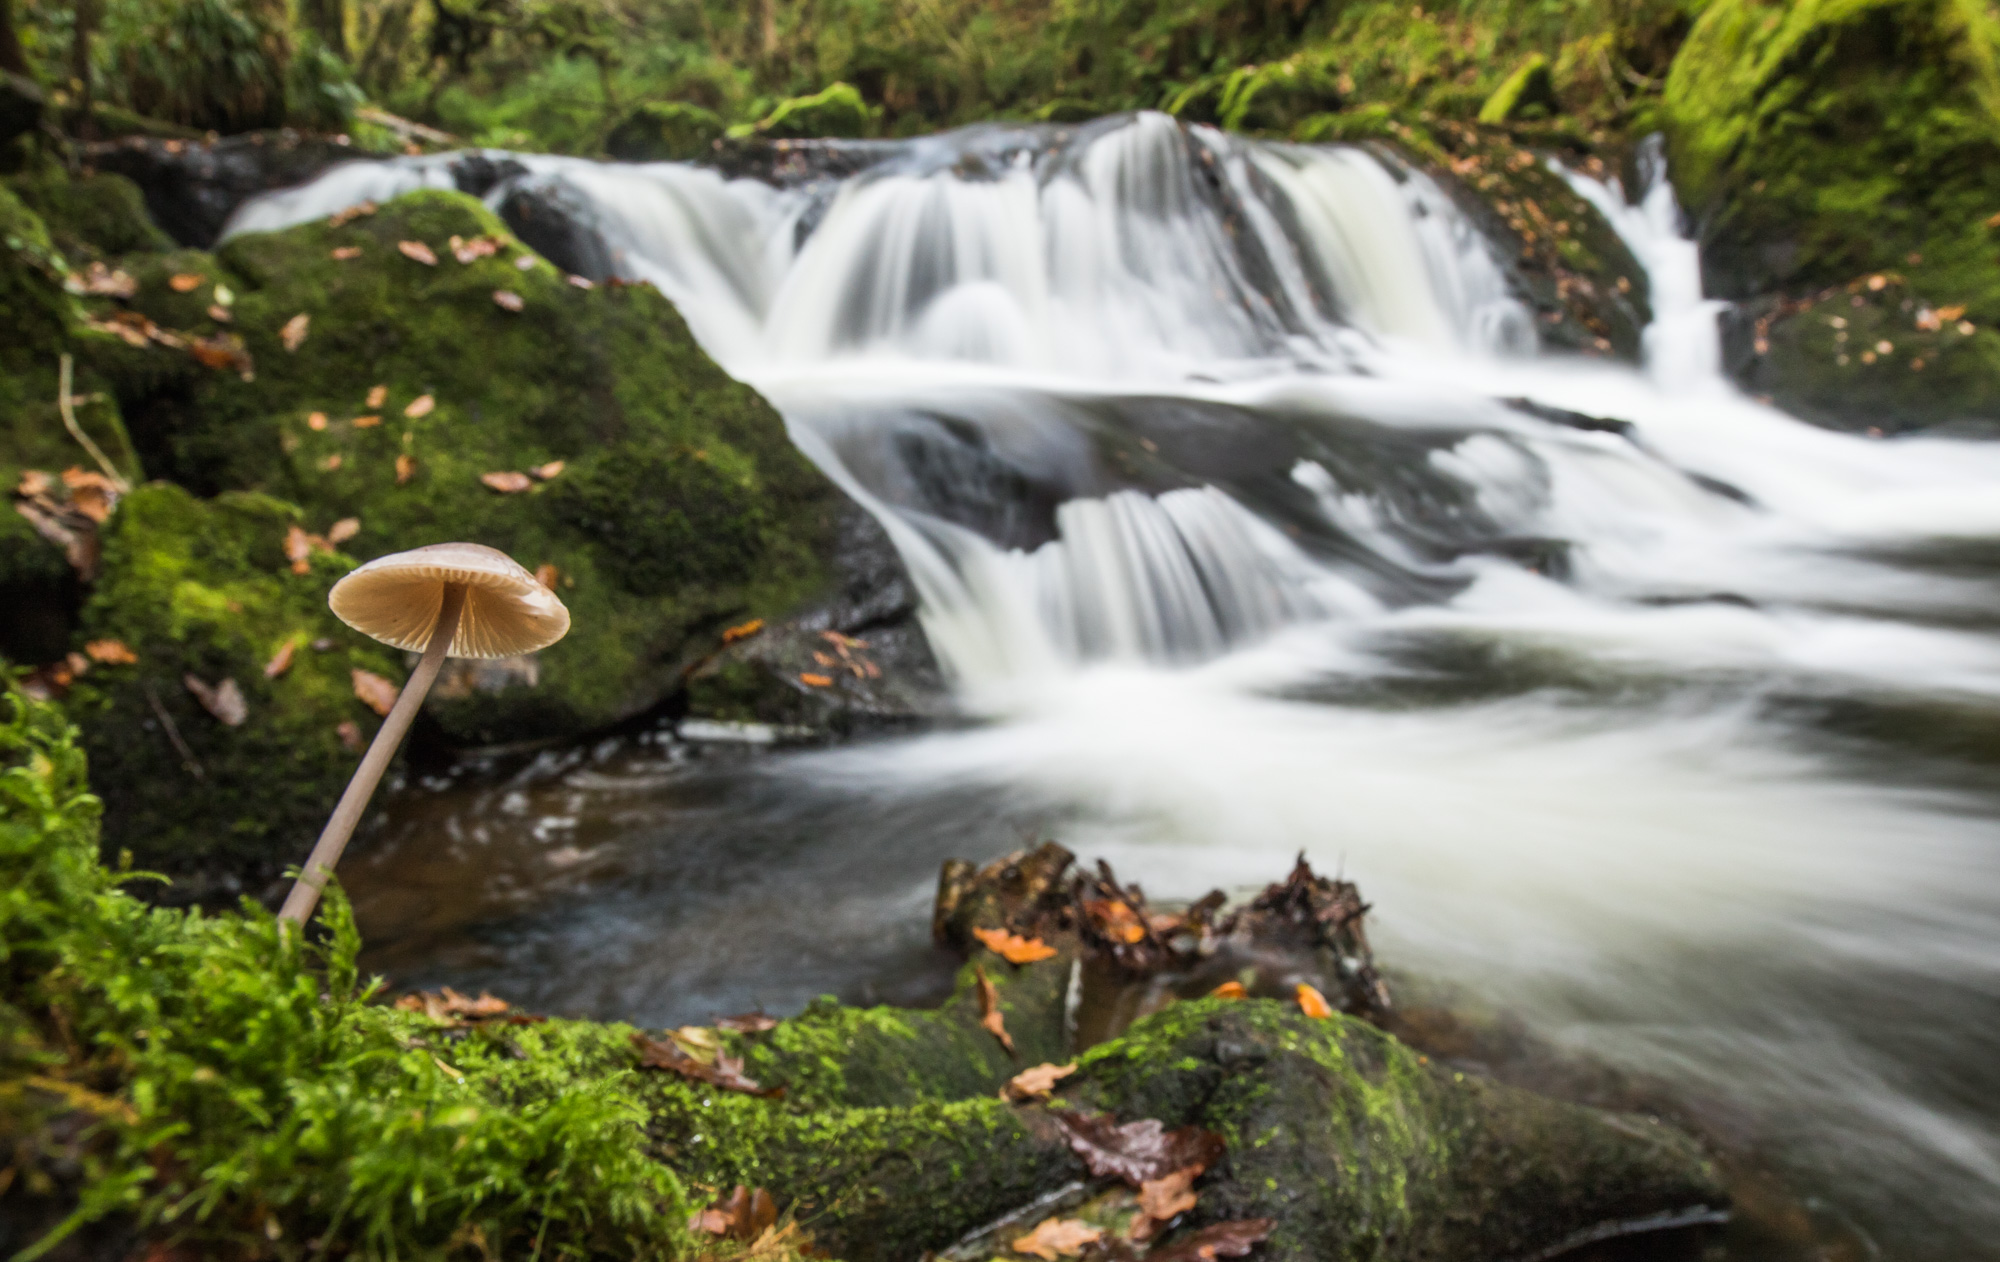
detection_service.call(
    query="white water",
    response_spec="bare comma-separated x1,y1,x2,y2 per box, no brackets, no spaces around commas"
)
241,118,2000,1252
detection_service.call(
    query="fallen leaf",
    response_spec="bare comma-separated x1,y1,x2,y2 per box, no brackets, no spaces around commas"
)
281,312,311,351
330,246,363,261
515,254,537,271
799,672,834,687
715,1012,780,1034
366,384,388,408
404,394,435,418
1208,980,1248,1000
328,517,360,544
481,471,532,493
530,460,563,479
973,927,1059,965
184,675,248,726
169,272,205,293
1085,898,1147,945
352,668,400,716
1003,1062,1076,1101
353,414,382,428
493,289,524,312
722,618,765,643
264,639,297,678
631,1033,780,1096
213,283,234,307
1052,1111,1224,1187
65,262,138,298
207,303,233,323
396,454,416,485
329,200,378,227
975,966,1014,1054
439,987,509,1017
534,563,559,589
691,1186,778,1242
1145,1219,1275,1262
1012,1217,1103,1260
398,240,439,266
17,468,50,496
188,332,253,375
84,639,137,665
307,411,328,431
1295,983,1332,1019
65,652,90,678
284,524,316,574
62,468,115,523
336,720,363,751
568,274,595,289
1138,1166,1201,1227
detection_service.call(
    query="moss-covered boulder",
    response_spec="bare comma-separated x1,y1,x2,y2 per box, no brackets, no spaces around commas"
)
110,188,843,748
605,100,727,162
745,82,879,141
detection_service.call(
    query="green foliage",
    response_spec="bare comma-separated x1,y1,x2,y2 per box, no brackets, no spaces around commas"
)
108,0,291,133
1479,52,1557,123
605,99,725,161
0,682,688,1258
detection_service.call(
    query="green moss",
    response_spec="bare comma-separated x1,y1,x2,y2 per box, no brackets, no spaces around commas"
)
4,169,173,263
1479,53,1558,123
605,100,728,161
743,81,878,140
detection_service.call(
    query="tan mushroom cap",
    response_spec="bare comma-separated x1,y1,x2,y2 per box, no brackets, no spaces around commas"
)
328,542,570,659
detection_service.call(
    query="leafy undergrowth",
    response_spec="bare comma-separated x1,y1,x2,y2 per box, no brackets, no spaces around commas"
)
0,680,692,1260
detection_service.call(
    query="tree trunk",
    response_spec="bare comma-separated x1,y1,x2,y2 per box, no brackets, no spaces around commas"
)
69,0,97,139
301,0,347,58
0,0,28,77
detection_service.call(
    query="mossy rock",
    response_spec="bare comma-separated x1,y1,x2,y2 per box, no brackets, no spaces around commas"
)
61,482,407,901
106,188,844,748
605,101,727,162
4,167,174,262
749,82,878,141
1479,53,1559,124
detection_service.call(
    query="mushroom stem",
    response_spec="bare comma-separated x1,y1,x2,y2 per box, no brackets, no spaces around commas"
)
279,582,468,929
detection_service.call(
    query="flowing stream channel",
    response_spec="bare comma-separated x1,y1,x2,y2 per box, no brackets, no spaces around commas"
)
234,115,2000,1258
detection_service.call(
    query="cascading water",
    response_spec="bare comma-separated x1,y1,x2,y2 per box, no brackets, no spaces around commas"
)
248,115,2000,1257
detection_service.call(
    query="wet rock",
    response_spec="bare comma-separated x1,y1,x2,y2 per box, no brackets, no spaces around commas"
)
84,130,374,247
490,175,617,281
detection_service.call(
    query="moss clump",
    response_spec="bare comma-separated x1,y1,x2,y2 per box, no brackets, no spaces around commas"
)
4,168,174,263
1479,53,1559,124
605,101,728,161
742,82,878,140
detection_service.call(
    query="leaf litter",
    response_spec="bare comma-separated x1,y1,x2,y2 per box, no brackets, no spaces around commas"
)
1012,1217,1103,1259
631,1033,781,1097
975,966,1014,1054
974,926,1059,964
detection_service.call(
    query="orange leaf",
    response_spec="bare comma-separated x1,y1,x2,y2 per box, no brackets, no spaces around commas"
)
480,471,531,493
492,289,524,312
1138,1166,1200,1229
352,668,399,716
353,414,382,429
530,460,563,479
1207,980,1248,1000
280,313,310,351
534,563,559,589
404,394,435,419
396,454,416,485
17,468,50,496
168,272,204,293
975,966,1014,1054
972,927,1059,965
264,639,297,679
330,246,363,261
307,411,328,431
799,672,834,687
329,200,377,227
398,240,438,266
319,454,343,472
327,517,360,544
366,384,388,408
284,524,314,574
1011,1218,1102,1260
207,303,232,324
722,618,764,643
1002,1062,1076,1101
1295,982,1332,1019
84,639,137,665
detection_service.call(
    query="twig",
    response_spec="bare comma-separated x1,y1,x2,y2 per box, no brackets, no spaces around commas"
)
142,679,204,780
57,354,129,492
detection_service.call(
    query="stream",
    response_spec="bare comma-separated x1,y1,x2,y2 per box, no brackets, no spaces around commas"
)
236,116,2000,1259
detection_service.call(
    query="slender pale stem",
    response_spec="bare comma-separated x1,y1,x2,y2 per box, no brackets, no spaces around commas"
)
279,583,467,928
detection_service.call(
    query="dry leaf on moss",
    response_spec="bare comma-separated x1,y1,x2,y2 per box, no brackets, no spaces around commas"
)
329,200,377,227
336,720,363,751
1207,980,1247,1000
481,471,531,493
352,668,399,716
264,640,297,679
1002,1062,1076,1101
722,619,764,643
84,639,137,665
975,966,1014,1054
530,460,563,479
798,672,833,687
1011,1217,1102,1260
353,414,381,429
1145,1219,1275,1262
184,675,247,726
330,246,362,261
169,272,204,292
1136,1166,1201,1235
1295,983,1332,1019
328,517,360,544
307,411,328,431
404,394,435,418
632,1033,780,1097
395,454,415,485
1085,898,1146,945
366,384,388,408
973,927,1059,965
691,1186,778,1242
1052,1112,1224,1188
493,289,524,312
715,1012,779,1034
281,313,310,351
398,240,438,266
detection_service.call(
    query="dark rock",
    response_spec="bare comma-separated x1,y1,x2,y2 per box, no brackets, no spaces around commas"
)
491,174,617,281
84,130,373,247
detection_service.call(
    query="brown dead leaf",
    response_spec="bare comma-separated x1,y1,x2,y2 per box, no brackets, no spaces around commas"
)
1011,1217,1103,1260
284,524,316,574
631,1033,780,1096
1003,1062,1076,1101
84,639,137,665
307,411,329,431
264,639,298,679
352,668,400,716
715,1012,780,1034
404,394,435,419
534,563,559,590
529,460,563,480
568,274,595,289
1296,982,1332,1019
493,289,524,312
62,468,116,523
366,384,388,408
481,471,532,493
1086,898,1147,945
396,454,416,485
1207,980,1248,1000
330,246,363,261
691,1186,778,1242
319,454,343,472
722,618,765,643
1137,1166,1200,1228
799,672,834,687
1052,1111,1224,1188
515,254,537,271
336,720,363,751
187,332,252,376
207,304,233,324
66,262,138,299
398,240,439,266
280,313,310,352
327,517,360,544
169,272,205,293
1145,1219,1275,1262
329,201,378,227
16,468,50,497
973,927,1059,965
975,966,1014,1054
353,414,382,429
183,675,248,727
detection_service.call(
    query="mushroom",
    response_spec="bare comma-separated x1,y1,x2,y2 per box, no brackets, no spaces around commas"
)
278,542,569,927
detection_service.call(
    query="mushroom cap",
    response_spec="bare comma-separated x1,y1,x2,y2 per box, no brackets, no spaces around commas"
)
328,542,570,659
